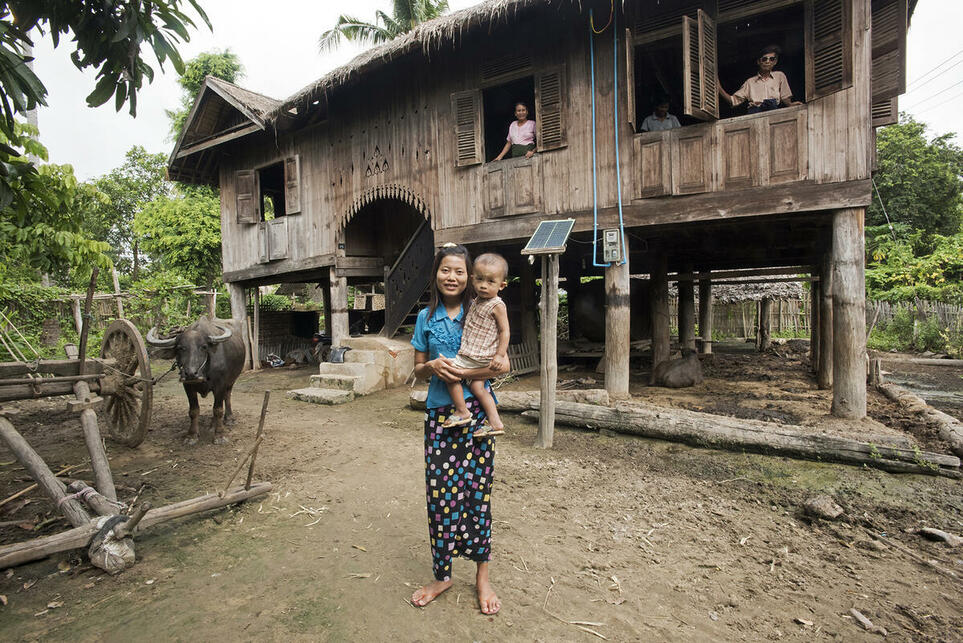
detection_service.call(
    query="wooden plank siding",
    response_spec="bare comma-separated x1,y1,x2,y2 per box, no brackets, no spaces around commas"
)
213,1,875,284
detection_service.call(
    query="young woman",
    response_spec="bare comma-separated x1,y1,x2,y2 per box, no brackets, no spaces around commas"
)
494,101,536,161
409,243,509,615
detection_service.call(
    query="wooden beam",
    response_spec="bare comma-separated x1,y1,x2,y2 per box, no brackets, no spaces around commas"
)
831,208,867,419
329,267,349,347
0,360,105,379
434,180,872,247
175,123,261,158
223,253,336,285
74,380,116,501
604,256,631,400
698,278,712,355
536,254,559,448
672,266,814,281
649,253,670,384
228,283,251,370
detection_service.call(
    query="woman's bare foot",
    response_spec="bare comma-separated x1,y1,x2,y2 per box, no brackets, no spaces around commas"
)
411,579,452,607
476,563,501,615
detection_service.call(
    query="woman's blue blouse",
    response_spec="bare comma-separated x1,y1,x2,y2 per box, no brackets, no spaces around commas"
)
410,305,475,409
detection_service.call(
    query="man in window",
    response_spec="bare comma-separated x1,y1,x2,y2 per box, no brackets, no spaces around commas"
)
718,45,802,114
640,96,681,132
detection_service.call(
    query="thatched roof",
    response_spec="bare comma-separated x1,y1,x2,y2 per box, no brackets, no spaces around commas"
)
268,0,567,123
205,77,281,125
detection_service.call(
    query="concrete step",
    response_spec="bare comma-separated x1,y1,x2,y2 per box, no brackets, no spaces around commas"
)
309,373,360,392
344,349,383,367
317,361,382,394
287,387,354,405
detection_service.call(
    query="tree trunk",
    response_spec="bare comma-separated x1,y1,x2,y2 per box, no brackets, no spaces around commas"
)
518,401,959,477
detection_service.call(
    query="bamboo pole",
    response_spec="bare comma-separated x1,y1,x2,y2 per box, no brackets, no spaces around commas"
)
246,391,270,490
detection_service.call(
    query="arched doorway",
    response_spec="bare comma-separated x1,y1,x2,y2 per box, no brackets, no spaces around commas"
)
339,187,434,337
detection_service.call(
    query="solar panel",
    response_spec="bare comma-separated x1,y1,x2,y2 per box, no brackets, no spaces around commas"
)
521,219,576,255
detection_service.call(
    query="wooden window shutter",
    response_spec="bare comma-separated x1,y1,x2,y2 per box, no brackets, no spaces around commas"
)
284,155,302,215
871,97,898,127
805,0,853,101
625,28,637,132
871,0,907,103
257,222,269,263
451,90,483,167
682,9,719,121
536,66,567,152
235,169,259,224
268,218,289,260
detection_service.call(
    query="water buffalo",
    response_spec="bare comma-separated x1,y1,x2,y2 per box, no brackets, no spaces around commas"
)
651,349,704,388
146,316,246,444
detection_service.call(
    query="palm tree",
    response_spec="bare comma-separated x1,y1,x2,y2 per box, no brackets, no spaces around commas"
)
319,0,450,52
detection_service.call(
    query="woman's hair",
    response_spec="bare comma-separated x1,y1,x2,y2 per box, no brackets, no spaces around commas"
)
514,101,529,112
427,243,474,321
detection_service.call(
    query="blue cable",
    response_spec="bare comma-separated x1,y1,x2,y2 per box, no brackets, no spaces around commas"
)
590,9,628,267
589,9,603,267
612,9,628,266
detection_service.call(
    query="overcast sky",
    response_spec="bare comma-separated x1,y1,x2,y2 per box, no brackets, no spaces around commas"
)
33,0,961,181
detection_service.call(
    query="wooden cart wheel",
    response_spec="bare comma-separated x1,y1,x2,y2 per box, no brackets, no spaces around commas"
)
99,319,153,447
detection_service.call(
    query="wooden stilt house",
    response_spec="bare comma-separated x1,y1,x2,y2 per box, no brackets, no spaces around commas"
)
168,0,916,418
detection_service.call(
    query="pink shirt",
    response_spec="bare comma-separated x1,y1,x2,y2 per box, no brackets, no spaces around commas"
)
507,120,536,145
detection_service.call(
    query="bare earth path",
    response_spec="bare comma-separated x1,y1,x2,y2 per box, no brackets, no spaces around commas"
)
0,364,960,641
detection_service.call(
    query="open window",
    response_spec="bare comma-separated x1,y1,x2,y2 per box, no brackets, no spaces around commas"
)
451,67,566,167
235,155,300,264
482,76,535,162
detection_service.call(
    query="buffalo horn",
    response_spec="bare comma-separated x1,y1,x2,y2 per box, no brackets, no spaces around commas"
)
208,323,233,344
146,327,177,348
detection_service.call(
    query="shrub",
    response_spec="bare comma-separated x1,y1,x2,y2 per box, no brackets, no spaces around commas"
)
256,293,292,312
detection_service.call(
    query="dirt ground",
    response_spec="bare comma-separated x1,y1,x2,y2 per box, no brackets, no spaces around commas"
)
0,344,961,641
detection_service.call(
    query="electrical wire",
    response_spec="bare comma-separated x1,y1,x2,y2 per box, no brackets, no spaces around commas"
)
590,0,614,34
906,48,963,89
611,8,627,266
904,77,963,109
914,87,963,115
903,58,963,95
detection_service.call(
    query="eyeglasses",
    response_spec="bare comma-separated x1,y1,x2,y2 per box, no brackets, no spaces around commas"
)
760,55,778,62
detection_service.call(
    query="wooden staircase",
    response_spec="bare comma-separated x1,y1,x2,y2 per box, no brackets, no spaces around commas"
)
383,218,434,338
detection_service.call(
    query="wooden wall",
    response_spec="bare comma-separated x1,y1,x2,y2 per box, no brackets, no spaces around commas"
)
217,0,874,284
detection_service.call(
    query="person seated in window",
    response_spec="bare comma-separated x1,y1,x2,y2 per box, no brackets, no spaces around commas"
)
493,102,536,161
640,96,681,132
718,45,803,114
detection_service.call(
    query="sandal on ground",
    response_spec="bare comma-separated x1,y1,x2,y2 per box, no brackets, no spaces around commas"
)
473,422,505,438
441,413,473,428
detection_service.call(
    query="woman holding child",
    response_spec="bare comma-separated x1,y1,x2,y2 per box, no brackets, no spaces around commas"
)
409,243,511,615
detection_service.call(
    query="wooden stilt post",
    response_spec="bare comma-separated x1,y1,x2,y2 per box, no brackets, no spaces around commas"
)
758,298,772,351
536,255,559,448
605,254,631,400
818,253,834,389
329,267,349,347
227,283,250,370
679,266,696,352
810,277,820,373
650,254,670,384
831,208,867,419
698,277,713,354
519,258,538,347
251,288,261,369
322,280,333,336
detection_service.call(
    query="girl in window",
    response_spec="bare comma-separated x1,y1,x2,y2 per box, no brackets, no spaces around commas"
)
493,102,536,160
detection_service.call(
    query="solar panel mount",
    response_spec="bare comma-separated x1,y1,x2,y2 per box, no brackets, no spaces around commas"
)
521,218,576,255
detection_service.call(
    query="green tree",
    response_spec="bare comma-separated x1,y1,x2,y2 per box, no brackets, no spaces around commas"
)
870,115,963,237
86,146,171,279
319,0,449,51
866,225,963,303
167,49,244,140
0,124,111,276
133,189,222,288
0,1,209,206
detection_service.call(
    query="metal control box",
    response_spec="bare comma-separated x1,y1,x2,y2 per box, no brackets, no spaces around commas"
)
602,228,621,263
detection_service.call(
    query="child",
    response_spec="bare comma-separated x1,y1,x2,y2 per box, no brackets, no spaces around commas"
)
442,253,511,438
